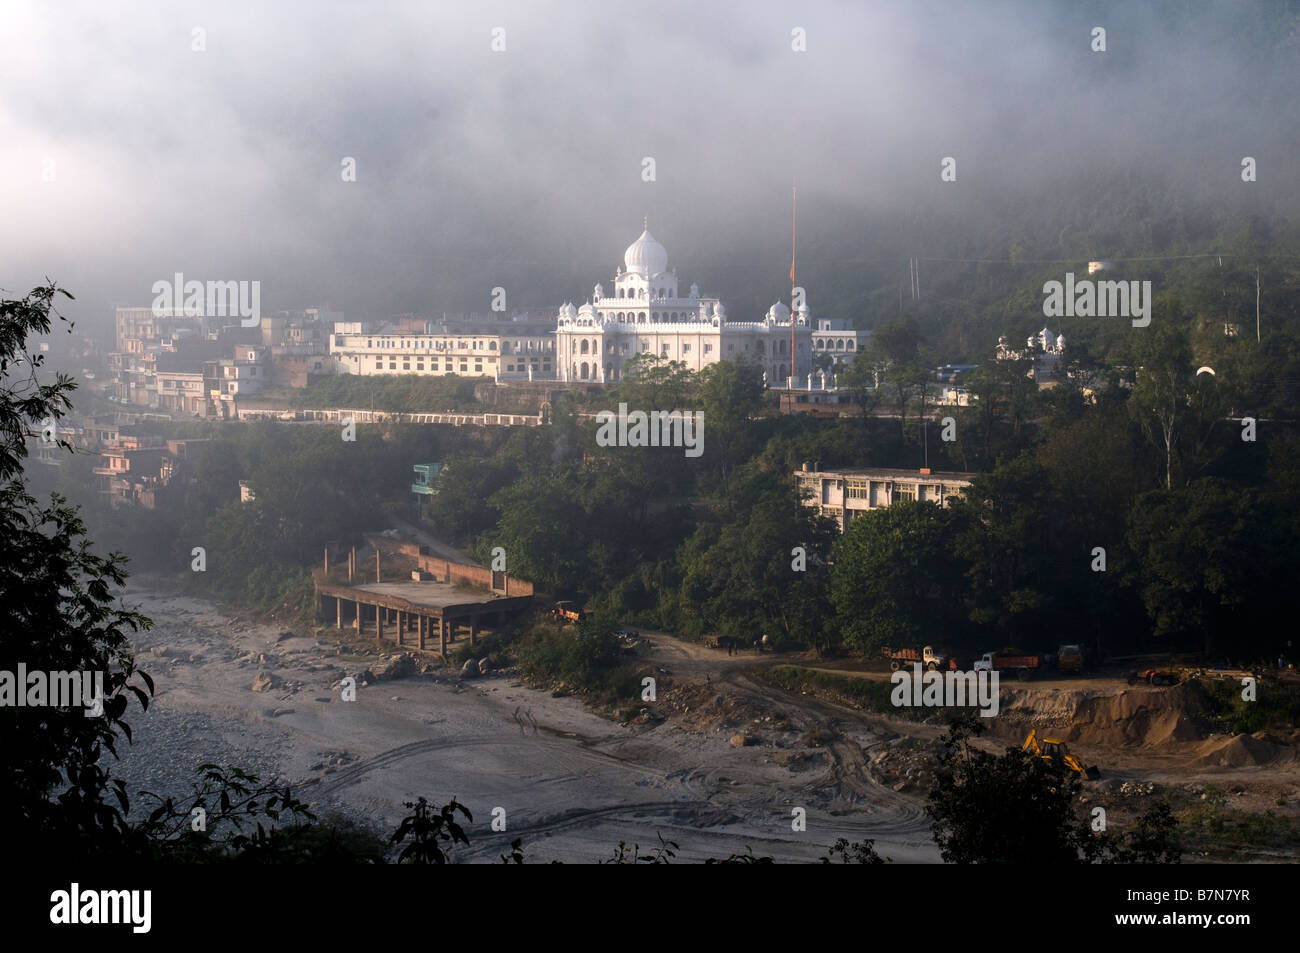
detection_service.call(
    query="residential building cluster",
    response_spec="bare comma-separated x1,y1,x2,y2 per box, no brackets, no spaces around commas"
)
31,411,209,508
109,306,338,417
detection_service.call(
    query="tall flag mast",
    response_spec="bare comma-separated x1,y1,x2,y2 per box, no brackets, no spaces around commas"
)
790,185,797,389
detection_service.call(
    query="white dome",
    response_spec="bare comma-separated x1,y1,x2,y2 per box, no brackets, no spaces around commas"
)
768,301,791,322
623,229,668,277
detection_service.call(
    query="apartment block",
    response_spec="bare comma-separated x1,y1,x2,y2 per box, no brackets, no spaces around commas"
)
795,463,977,531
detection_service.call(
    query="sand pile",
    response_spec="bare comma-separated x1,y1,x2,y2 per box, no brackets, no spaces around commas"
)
1190,732,1297,768
996,681,1209,748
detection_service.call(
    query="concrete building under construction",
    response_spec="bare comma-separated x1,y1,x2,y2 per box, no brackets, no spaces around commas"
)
314,534,535,656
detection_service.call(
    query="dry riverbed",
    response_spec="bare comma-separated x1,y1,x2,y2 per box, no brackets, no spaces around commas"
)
109,579,941,863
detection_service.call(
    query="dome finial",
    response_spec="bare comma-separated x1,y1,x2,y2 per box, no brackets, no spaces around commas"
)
643,215,648,231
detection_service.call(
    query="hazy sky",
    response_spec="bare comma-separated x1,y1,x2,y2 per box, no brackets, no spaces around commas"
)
2,0,1296,335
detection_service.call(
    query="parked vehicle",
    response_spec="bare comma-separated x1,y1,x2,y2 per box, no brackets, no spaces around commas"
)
1057,644,1084,674
1130,668,1180,686
616,629,646,655
882,645,953,672
549,601,584,623
973,651,1044,679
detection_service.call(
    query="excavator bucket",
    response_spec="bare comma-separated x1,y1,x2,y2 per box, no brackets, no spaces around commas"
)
1084,765,1101,781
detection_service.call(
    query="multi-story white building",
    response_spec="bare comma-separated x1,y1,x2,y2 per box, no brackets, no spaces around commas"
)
555,227,814,385
330,322,555,379
796,464,976,532
155,371,205,414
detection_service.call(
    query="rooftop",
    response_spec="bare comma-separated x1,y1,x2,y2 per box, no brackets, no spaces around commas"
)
799,466,977,482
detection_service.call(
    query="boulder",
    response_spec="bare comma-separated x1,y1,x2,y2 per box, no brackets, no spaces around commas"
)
460,658,479,679
251,670,280,693
729,734,749,748
477,657,491,675
371,653,417,681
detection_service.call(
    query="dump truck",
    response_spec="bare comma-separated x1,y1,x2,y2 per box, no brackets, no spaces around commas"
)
882,645,953,672
1057,644,1084,674
549,601,584,624
1023,730,1100,780
973,651,1044,679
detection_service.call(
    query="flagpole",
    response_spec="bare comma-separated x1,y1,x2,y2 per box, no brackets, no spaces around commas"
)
790,185,797,389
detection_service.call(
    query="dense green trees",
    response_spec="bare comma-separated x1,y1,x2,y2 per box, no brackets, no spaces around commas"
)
831,500,971,654
1126,481,1294,659
670,468,836,649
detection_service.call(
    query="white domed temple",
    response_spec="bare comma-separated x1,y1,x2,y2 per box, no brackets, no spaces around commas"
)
555,226,814,385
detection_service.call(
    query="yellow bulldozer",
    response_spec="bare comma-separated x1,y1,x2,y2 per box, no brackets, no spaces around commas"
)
1023,730,1100,780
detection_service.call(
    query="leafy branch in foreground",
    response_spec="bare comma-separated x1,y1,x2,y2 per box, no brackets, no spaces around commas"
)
390,796,472,864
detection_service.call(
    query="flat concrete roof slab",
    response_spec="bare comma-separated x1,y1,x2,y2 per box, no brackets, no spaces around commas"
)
348,580,503,611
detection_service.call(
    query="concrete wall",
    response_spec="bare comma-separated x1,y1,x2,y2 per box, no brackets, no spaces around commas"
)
361,534,535,597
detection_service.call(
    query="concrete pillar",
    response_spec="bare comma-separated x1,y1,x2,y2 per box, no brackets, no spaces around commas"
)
396,610,403,647
336,597,342,629
324,547,329,574
376,606,383,642
418,614,425,651
438,616,446,656
349,547,355,582
354,600,359,631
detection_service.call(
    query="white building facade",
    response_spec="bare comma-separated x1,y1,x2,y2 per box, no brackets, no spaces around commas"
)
812,318,863,367
555,228,814,385
796,465,976,532
330,324,555,379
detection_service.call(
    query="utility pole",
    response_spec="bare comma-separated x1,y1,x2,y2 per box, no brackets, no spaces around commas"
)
1256,265,1261,342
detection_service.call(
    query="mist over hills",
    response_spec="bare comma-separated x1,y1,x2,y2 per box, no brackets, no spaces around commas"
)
2,0,1297,348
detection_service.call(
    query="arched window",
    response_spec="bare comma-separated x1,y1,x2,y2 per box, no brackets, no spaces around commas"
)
489,341,497,350
580,340,589,354
847,340,855,350
639,312,646,322
580,362,589,380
